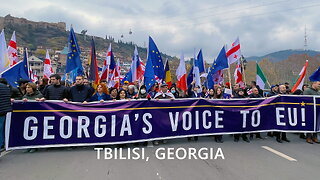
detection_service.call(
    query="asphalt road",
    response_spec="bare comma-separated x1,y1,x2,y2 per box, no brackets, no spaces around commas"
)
1,133,319,180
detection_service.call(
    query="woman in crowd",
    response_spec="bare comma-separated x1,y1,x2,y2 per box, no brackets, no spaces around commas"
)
117,89,128,100
206,88,215,99
21,83,43,153
22,83,43,101
38,77,49,95
136,85,149,99
90,83,111,102
109,87,118,100
214,87,224,143
169,86,180,98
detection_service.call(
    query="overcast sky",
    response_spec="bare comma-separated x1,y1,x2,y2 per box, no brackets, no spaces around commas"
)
1,0,320,62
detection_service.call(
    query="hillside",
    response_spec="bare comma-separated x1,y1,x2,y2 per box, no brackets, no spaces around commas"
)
246,49,320,62
1,14,177,63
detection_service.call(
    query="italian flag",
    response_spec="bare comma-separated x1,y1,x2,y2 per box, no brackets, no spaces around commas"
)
256,63,268,89
291,60,308,93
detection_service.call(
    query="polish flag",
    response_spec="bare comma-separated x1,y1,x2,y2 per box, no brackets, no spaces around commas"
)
7,31,19,66
291,60,308,93
43,49,53,78
175,53,187,92
226,37,241,65
234,60,245,88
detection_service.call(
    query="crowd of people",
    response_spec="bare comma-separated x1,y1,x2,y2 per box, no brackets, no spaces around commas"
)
0,74,319,152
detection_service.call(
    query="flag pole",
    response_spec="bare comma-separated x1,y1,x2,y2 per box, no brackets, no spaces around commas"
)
106,65,110,83
227,67,232,89
226,44,232,90
241,56,247,85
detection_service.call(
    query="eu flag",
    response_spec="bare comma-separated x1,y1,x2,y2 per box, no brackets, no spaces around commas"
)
148,36,164,81
0,48,29,87
309,66,320,82
207,46,229,89
144,50,156,91
65,27,83,75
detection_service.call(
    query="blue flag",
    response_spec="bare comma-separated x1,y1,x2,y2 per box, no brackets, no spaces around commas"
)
195,49,205,73
207,46,229,89
144,50,156,91
187,64,194,86
148,36,164,81
309,66,320,82
210,46,228,75
65,27,83,75
1,49,29,87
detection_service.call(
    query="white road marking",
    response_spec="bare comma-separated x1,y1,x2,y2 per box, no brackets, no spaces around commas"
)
261,146,297,162
0,150,12,158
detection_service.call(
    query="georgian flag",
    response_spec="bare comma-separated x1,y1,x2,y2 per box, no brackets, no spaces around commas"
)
234,60,245,88
226,37,241,65
43,49,53,78
7,31,19,66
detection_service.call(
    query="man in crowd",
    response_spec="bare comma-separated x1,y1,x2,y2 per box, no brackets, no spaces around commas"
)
273,84,290,143
267,84,279,97
154,83,175,100
0,81,12,152
17,79,29,96
41,74,69,101
232,84,240,97
66,75,93,103
303,81,320,144
249,87,263,139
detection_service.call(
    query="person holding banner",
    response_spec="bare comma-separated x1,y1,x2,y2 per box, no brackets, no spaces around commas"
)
0,82,12,151
41,74,69,101
136,85,150,99
214,87,224,143
22,83,43,101
233,88,250,143
205,88,215,99
117,89,128,100
169,86,180,98
66,75,93,103
154,83,175,100
249,87,264,140
89,83,111,102
109,87,118,100
303,81,320,144
273,84,290,143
